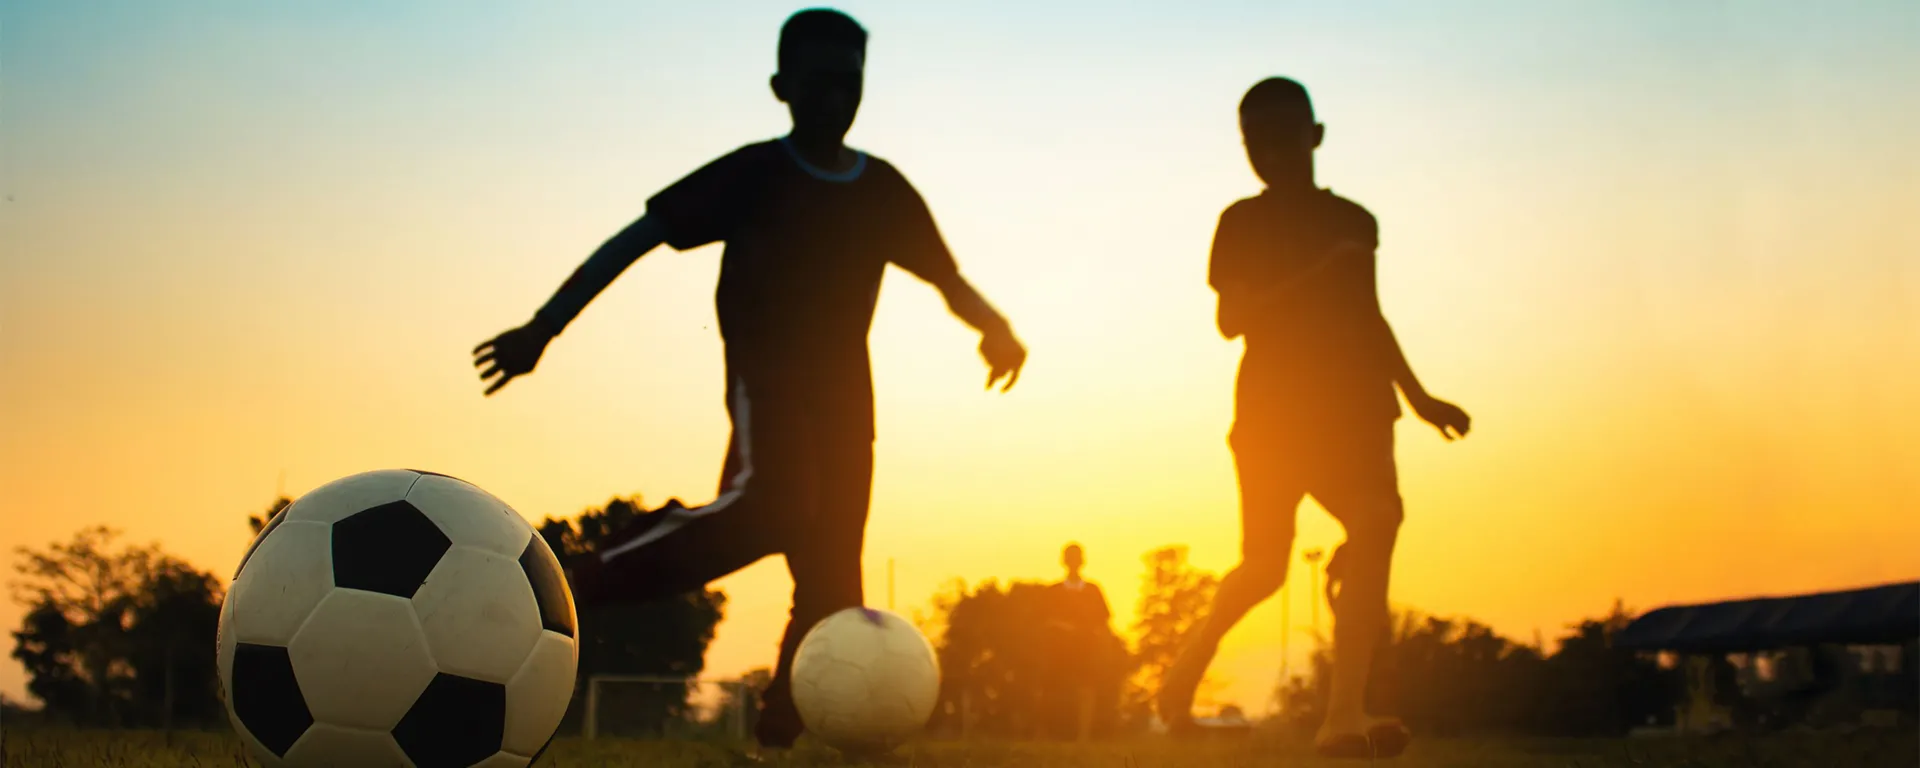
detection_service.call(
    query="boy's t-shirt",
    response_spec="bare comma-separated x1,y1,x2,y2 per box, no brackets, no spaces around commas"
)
647,140,961,441
1209,187,1401,434
1046,578,1113,634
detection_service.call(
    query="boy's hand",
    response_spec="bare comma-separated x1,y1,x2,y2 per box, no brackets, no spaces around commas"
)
980,326,1026,392
472,322,555,396
1409,393,1471,441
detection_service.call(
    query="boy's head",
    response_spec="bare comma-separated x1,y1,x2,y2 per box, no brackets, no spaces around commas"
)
1239,77,1323,187
1062,543,1085,574
772,9,868,143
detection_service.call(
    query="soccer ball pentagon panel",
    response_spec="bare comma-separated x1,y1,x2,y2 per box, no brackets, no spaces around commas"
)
790,607,940,755
218,469,579,768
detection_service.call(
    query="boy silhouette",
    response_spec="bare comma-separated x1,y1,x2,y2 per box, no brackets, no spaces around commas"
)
471,8,1026,750
1042,543,1121,741
1154,77,1470,759
1047,544,1112,639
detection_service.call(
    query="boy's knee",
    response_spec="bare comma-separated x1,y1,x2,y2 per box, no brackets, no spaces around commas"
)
1337,491,1404,553
1324,491,1403,604
1235,552,1291,595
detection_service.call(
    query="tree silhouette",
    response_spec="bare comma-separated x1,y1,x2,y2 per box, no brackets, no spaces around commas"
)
12,602,95,721
9,527,224,727
922,548,1222,740
1525,601,1682,736
926,578,1050,737
922,575,1130,739
123,560,224,729
247,496,293,536
1276,600,1684,738
1126,546,1219,726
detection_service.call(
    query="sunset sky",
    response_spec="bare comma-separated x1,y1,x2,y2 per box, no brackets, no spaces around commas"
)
3,1,1916,714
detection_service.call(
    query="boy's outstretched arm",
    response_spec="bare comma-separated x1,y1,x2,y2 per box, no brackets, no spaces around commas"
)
886,177,1027,392
930,273,1026,392
889,246,1026,392
931,274,1012,337
1374,318,1432,409
531,215,668,335
1357,254,1471,440
473,215,667,395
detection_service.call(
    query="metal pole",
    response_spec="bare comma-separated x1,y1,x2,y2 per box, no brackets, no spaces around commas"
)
961,688,973,740
1302,549,1325,640
1279,567,1291,686
733,682,748,744
584,678,600,741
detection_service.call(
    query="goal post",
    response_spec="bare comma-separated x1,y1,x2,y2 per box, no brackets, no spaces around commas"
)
583,674,753,742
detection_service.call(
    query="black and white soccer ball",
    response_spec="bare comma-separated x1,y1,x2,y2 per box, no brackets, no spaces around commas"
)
790,607,940,755
218,469,578,768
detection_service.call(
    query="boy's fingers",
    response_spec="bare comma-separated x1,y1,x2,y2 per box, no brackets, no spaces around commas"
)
473,340,495,355
474,351,496,367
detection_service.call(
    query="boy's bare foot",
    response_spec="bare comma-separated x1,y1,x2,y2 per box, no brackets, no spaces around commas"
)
1155,652,1206,735
1314,716,1411,759
1157,702,1199,738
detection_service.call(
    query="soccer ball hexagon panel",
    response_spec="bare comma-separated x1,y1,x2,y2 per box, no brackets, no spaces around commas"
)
219,469,579,768
791,607,941,755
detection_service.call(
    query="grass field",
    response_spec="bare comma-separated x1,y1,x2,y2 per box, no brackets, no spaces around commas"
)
4,728,1917,768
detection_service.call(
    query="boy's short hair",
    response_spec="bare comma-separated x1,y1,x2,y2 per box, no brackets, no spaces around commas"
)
779,8,869,71
1240,77,1314,119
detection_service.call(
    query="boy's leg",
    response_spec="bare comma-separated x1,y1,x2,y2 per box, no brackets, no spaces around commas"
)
754,435,874,748
1310,421,1409,758
570,377,808,607
1158,428,1306,730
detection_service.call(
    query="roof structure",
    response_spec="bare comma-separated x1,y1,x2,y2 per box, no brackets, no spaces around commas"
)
1616,581,1920,653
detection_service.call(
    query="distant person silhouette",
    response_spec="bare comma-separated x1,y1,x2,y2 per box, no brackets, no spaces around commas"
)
1155,77,1471,760
470,8,1026,752
1047,544,1112,638
1041,543,1120,740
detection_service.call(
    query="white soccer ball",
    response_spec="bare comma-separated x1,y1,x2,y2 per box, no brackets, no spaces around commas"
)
790,607,940,754
217,469,579,768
